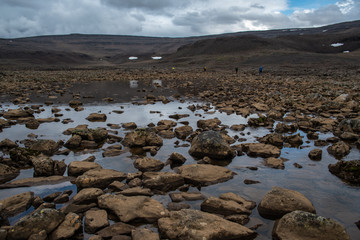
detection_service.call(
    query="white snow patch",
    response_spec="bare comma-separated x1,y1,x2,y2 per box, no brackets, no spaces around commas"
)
331,43,344,47
129,56,138,60
343,51,350,53
152,56,162,60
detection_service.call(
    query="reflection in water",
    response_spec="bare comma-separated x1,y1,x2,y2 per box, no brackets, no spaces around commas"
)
152,79,162,88
129,80,138,88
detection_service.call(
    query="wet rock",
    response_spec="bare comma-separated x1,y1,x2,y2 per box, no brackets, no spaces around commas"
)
122,122,137,129
167,202,191,211
273,210,350,240
242,143,281,158
49,212,81,240
122,128,163,147
69,100,83,108
0,192,34,218
80,140,98,149
168,152,186,165
169,114,190,120
121,187,153,196
9,147,39,168
102,145,124,157
0,163,20,184
60,203,97,215
32,196,44,208
53,193,70,204
158,209,257,240
339,119,360,133
96,222,135,238
31,155,66,177
197,118,221,130
230,124,246,131
0,176,74,189
64,135,82,149
327,141,351,158
219,192,256,211
174,125,193,139
72,187,104,204
43,192,62,202
328,160,360,185
189,130,236,160
69,127,108,143
3,108,34,119
284,133,303,146
307,132,319,140
265,157,285,169
25,139,62,156
7,208,65,240
85,209,109,234
75,169,127,189
275,123,298,133
308,149,322,161
98,194,169,223
68,161,102,177
158,119,177,128
258,186,316,219
134,157,164,172
86,113,107,122
244,179,261,184
169,192,206,202
0,138,18,149
248,116,274,128
132,228,160,240
177,164,236,186
143,172,184,191
340,132,359,141
201,197,252,216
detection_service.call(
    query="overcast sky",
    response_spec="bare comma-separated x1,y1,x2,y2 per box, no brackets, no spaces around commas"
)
0,0,359,38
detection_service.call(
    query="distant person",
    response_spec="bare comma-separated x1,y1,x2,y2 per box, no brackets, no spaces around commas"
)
235,67,238,74
172,67,175,71
259,66,263,75
203,66,207,72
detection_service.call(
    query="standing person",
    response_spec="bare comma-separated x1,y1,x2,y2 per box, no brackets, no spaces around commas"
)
259,66,263,75
235,67,238,74
203,66,207,72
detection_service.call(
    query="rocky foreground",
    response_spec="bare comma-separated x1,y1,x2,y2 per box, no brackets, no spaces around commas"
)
0,68,359,239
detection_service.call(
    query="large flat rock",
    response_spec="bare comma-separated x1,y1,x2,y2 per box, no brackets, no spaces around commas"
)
75,169,126,189
177,164,236,186
158,209,256,240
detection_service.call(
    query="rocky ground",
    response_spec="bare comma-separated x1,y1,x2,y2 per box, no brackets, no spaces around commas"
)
0,66,359,240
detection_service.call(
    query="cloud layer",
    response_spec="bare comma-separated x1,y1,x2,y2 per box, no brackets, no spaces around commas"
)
0,0,358,38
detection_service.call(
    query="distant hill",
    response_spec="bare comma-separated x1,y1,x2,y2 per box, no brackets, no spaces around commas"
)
0,20,359,69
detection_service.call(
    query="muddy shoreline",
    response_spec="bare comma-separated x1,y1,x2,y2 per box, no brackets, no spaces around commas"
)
0,68,359,239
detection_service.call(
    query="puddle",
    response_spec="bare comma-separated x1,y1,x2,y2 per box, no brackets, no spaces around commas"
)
0,98,359,239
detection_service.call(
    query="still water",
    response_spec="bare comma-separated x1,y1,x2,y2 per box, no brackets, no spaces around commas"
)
0,83,359,239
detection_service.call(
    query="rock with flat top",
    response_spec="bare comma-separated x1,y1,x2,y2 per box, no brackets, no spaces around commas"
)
85,209,109,233
68,161,102,177
75,169,126,189
0,192,34,218
142,172,184,192
242,143,281,158
134,157,164,172
49,212,81,240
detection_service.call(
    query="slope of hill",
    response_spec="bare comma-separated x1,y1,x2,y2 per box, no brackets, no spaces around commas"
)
0,20,359,69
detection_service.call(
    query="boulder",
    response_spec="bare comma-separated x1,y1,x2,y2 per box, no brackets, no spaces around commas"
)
219,192,256,210
72,188,104,204
0,192,34,218
121,187,153,196
132,228,160,240
49,212,81,240
230,124,246,131
134,157,164,172
168,152,187,165
85,209,109,233
75,169,127,189
174,125,193,139
308,149,322,161
25,139,61,156
177,164,236,186
284,133,303,146
122,129,163,147
7,208,65,240
96,222,135,238
201,197,252,216
98,194,169,223
0,138,18,149
273,210,350,240
328,160,360,185
265,157,285,169
64,135,82,149
68,161,102,177
189,131,236,160
69,100,83,108
122,122,137,129
169,192,206,202
197,118,221,130
327,141,351,159
142,172,184,191
9,147,39,168
258,186,316,219
3,109,33,119
31,155,66,177
242,143,281,158
0,163,20,184
158,209,257,240
86,113,107,122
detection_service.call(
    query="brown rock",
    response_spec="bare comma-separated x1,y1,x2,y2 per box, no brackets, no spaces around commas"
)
49,212,81,240
75,169,127,189
132,228,160,240
72,188,104,204
0,192,34,218
0,163,20,184
85,209,109,233
142,172,184,191
86,113,107,122
68,161,102,177
265,157,285,169
201,197,252,216
134,157,164,172
327,141,351,158
242,143,281,158
96,222,135,238
308,149,322,161
169,192,206,202
174,125,193,139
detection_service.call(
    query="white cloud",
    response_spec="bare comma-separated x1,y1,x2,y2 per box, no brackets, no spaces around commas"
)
0,0,358,38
